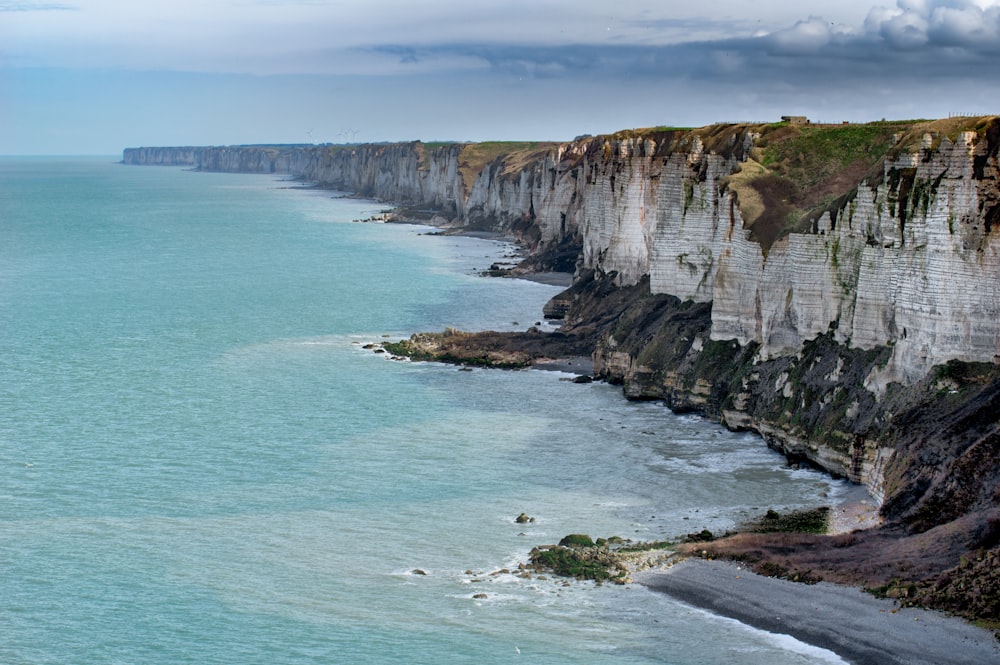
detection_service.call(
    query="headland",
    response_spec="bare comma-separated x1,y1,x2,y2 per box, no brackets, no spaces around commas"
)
124,116,1000,641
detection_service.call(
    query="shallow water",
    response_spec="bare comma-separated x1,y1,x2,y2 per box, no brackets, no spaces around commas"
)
0,158,848,664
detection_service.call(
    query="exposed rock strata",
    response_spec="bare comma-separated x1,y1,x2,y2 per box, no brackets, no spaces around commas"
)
123,120,1000,488
123,119,1000,386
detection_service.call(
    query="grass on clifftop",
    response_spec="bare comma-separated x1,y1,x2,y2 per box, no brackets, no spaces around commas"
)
730,117,998,254
457,141,559,193
732,122,905,252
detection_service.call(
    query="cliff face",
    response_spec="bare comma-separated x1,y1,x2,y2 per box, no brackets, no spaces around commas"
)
707,129,1000,388
123,118,1000,495
127,122,1000,387
122,147,202,166
548,124,994,391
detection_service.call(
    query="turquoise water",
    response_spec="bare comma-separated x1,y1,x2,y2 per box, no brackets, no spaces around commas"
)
0,158,847,664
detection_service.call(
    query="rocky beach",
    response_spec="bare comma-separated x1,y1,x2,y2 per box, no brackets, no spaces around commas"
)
637,559,1000,665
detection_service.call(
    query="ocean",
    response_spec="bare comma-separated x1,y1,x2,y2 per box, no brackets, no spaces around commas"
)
0,157,848,664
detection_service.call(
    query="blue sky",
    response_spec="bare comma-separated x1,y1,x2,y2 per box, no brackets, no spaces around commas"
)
2,0,1000,154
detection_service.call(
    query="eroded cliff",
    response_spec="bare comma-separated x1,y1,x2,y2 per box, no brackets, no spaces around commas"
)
125,119,1000,623
123,118,1000,497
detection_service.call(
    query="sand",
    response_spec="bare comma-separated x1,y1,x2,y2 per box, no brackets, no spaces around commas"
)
829,483,883,534
636,559,1000,665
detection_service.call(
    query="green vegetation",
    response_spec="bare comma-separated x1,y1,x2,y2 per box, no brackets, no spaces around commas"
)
721,118,998,254
381,339,433,360
725,115,997,252
748,507,830,534
529,534,675,584
741,122,903,252
558,534,596,548
530,545,627,583
684,529,716,543
610,126,692,137
867,578,918,600
931,359,1000,396
760,124,901,177
682,179,695,214
419,141,457,151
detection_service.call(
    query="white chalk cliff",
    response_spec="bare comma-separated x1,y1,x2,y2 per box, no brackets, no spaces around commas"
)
123,120,1000,389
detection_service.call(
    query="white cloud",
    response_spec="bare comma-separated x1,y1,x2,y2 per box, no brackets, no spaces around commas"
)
7,1,1000,153
878,6,930,48
865,0,1000,51
765,16,841,54
0,1,879,74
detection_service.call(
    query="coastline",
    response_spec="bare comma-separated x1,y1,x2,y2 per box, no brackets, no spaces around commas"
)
120,135,1000,654
636,559,1000,665
517,271,574,287
437,224,998,662
529,355,594,374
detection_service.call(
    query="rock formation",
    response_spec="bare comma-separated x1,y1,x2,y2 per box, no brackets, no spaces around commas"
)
123,117,999,485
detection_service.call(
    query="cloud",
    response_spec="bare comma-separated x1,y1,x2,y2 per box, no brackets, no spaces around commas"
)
865,0,1000,51
6,1,999,80
0,2,876,75
358,3,998,88
338,2,998,89
764,16,842,54
8,1,1000,153
5,2,1000,127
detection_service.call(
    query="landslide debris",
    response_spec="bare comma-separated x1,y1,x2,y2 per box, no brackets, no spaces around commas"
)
380,327,594,369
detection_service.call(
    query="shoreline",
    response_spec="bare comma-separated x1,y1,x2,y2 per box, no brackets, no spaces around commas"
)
636,559,999,665
379,209,997,658
516,271,575,287
529,355,594,374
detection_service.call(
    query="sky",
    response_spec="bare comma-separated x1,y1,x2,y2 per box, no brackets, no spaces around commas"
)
2,0,1000,154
